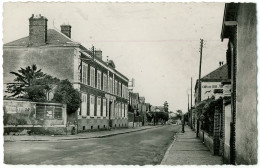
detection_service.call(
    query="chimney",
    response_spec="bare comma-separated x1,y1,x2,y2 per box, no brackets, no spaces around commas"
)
95,50,102,59
60,24,72,38
29,14,48,46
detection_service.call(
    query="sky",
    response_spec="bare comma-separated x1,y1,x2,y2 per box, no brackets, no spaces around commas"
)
3,2,229,113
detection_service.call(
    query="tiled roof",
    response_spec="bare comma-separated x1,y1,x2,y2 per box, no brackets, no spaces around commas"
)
201,64,228,81
4,28,129,81
4,29,76,47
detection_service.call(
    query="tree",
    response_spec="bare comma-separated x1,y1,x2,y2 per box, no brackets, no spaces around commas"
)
163,101,169,112
6,64,59,101
176,110,183,120
52,79,81,114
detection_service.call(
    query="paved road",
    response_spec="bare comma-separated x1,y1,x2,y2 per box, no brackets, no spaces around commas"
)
4,125,181,165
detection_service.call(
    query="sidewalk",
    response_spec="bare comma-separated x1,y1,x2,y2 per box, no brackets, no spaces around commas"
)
161,126,222,165
4,125,161,142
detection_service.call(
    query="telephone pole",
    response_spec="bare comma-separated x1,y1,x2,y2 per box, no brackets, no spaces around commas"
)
198,39,204,102
190,77,193,129
188,94,189,112
188,94,190,126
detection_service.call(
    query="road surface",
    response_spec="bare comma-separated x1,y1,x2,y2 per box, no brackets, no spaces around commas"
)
4,125,181,165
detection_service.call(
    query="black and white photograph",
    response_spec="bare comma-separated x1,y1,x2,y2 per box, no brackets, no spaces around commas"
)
1,1,258,166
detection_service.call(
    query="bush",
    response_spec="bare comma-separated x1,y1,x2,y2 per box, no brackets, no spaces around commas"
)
52,79,81,114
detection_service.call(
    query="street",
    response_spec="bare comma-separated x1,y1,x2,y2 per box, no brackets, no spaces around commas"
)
4,125,181,165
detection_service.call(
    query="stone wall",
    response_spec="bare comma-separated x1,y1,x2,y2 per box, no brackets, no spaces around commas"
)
3,47,75,88
3,99,68,135
77,118,128,131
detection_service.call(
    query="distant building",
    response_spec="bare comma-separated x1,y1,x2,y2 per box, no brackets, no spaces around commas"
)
3,14,129,132
150,106,165,112
128,92,139,112
220,3,257,164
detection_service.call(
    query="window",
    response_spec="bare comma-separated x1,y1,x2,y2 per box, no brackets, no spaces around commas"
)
109,77,113,94
122,85,126,98
115,80,118,96
118,82,122,97
121,103,124,117
90,67,95,87
126,88,128,99
103,74,107,91
103,98,107,117
125,103,128,117
81,93,88,116
114,102,117,117
97,71,101,90
82,63,88,85
97,97,101,117
90,95,95,116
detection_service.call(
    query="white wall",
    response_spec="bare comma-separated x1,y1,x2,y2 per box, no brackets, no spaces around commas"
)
201,81,223,101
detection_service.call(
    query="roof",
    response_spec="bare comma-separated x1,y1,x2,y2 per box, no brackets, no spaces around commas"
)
4,28,129,81
4,29,77,47
201,64,228,81
195,64,228,89
221,3,239,41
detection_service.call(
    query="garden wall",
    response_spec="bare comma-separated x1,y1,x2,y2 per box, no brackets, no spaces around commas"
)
4,99,68,135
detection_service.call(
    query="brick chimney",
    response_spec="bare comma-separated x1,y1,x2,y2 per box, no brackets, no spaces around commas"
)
60,24,71,38
95,50,102,60
29,14,48,46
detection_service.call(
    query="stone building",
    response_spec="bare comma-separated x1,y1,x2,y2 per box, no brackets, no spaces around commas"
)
3,14,129,132
220,3,257,164
128,92,142,127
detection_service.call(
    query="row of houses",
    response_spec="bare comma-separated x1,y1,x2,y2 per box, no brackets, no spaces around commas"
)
187,3,257,165
3,14,131,134
3,14,163,135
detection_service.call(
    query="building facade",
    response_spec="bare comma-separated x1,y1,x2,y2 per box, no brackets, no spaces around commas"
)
221,3,257,164
128,92,142,127
3,14,129,132
194,64,228,104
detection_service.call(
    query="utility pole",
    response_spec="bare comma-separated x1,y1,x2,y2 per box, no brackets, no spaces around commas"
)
196,38,204,136
198,39,204,102
188,94,189,111
190,77,193,129
188,94,189,126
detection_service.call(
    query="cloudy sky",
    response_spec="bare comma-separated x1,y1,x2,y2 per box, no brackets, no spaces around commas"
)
3,2,228,112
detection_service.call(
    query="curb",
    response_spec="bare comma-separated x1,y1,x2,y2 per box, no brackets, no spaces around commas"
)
160,127,182,165
5,125,162,142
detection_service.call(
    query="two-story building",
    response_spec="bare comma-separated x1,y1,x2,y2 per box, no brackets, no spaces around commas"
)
3,14,129,132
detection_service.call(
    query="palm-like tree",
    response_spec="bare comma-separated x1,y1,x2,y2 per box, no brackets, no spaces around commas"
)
11,64,44,86
6,64,59,100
